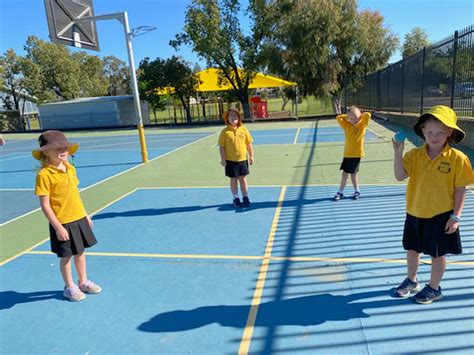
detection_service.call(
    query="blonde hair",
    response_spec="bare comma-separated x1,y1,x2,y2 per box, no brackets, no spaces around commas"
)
348,106,361,115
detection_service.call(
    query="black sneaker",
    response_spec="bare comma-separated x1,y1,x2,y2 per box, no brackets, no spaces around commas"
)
242,196,250,207
233,197,241,208
392,277,420,298
333,192,344,201
413,284,443,304
352,191,360,200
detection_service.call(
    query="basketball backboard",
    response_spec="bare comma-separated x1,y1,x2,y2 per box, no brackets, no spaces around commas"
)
44,0,100,51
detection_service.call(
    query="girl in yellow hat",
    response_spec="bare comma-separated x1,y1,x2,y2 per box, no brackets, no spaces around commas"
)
392,105,474,304
33,130,102,302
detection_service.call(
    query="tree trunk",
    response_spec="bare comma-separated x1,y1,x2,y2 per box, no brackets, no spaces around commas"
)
332,96,343,114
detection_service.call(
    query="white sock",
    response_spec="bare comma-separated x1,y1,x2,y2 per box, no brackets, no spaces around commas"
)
233,194,239,199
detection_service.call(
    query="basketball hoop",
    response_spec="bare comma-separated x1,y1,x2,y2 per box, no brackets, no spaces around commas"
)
131,26,156,37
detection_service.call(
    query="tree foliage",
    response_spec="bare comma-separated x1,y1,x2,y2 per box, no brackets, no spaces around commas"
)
19,36,110,102
0,49,27,110
402,27,430,58
263,0,399,113
138,56,198,122
103,55,131,96
171,0,270,118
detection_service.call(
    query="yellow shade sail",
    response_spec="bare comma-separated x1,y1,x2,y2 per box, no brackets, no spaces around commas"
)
196,68,296,92
155,68,296,94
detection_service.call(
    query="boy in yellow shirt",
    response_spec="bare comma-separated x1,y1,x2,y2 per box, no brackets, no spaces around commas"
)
392,106,474,304
218,109,254,207
333,106,371,200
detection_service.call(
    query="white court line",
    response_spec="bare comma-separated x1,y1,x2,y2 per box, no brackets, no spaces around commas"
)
0,132,217,227
0,155,30,162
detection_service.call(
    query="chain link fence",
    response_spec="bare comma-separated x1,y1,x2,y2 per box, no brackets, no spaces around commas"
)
345,26,473,118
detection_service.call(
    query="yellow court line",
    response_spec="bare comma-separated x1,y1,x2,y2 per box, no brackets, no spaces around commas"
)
293,128,301,144
26,250,263,261
0,188,139,267
239,186,287,355
23,250,474,266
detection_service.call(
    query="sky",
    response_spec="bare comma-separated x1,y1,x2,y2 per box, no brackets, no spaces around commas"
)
0,0,473,68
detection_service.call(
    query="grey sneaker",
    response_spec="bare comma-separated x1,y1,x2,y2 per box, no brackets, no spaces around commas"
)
63,285,86,302
352,191,360,200
413,284,443,304
79,280,102,294
393,277,420,298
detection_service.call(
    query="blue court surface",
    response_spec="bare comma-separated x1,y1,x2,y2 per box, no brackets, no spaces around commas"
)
251,127,380,145
1,185,473,354
0,132,212,224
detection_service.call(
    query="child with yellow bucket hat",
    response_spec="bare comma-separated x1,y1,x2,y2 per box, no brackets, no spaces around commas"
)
392,105,474,304
33,130,102,302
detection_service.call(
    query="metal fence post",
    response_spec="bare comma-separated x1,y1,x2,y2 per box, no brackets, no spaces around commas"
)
420,47,426,114
401,59,405,113
450,30,459,109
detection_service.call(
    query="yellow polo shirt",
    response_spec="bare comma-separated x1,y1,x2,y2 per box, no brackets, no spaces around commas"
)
35,163,86,224
337,112,371,158
403,144,474,218
218,125,253,162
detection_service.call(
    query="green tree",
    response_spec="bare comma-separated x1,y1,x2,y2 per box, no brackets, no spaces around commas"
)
263,0,398,113
72,52,108,97
402,27,430,58
138,56,198,123
171,0,270,119
23,36,81,101
0,49,26,111
103,55,131,96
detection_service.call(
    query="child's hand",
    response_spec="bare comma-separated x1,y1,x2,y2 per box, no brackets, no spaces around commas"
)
392,138,404,155
249,156,254,165
445,219,459,234
55,225,69,241
86,215,94,228
220,159,227,167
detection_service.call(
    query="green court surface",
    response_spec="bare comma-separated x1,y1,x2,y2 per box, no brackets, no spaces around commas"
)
1,118,473,354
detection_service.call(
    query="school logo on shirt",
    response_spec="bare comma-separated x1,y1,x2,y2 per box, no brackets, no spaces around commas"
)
437,161,451,174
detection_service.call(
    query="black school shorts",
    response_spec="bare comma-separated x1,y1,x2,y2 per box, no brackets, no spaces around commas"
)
225,160,249,178
340,157,361,174
49,216,97,257
403,211,462,258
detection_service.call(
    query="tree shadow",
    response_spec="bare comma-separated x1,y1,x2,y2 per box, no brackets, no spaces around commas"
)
0,290,63,310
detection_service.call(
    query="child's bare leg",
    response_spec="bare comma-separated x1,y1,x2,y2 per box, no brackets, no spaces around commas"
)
338,172,349,192
407,250,420,282
238,175,248,196
350,172,359,191
429,256,446,290
74,253,87,285
60,256,75,288
230,178,238,196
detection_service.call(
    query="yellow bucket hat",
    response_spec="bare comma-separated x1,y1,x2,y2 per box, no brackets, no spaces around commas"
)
32,130,79,160
414,105,465,143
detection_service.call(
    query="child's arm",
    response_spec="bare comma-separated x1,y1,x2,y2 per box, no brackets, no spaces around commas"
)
445,187,466,234
392,139,408,181
219,146,226,166
247,143,254,165
39,195,69,241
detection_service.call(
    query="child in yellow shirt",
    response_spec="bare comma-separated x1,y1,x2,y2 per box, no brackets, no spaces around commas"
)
392,106,474,304
218,109,254,207
34,130,102,302
333,106,371,200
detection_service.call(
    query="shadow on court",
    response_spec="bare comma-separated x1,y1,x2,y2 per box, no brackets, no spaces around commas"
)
91,192,405,219
0,290,63,310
